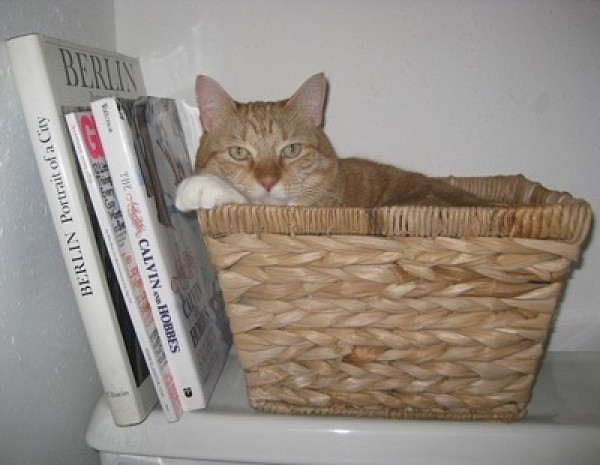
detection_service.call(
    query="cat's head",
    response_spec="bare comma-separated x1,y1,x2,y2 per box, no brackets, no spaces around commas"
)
194,73,339,206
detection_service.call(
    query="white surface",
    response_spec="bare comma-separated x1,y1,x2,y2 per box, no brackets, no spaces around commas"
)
115,0,600,352
0,1,114,464
87,350,600,465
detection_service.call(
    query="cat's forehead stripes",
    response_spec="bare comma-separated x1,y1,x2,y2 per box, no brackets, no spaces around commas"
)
236,101,289,140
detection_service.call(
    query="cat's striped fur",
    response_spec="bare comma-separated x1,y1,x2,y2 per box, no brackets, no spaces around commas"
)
176,74,486,211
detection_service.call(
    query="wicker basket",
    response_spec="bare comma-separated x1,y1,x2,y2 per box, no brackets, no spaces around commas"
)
198,175,592,421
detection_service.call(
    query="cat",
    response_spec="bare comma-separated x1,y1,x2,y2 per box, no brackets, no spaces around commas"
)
175,73,487,211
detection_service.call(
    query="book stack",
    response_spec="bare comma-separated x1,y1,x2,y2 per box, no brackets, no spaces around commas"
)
7,33,231,425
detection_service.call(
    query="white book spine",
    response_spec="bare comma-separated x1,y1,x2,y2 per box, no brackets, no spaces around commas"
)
66,112,183,422
93,97,210,411
6,34,156,426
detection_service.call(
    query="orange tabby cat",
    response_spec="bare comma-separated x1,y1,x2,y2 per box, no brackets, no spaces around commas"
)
175,73,486,211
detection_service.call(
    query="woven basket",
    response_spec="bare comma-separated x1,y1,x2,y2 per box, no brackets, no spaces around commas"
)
198,175,592,421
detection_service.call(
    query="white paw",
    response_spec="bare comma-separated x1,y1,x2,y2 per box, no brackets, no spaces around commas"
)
175,174,248,211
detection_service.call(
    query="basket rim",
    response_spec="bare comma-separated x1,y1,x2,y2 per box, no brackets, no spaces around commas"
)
197,175,592,244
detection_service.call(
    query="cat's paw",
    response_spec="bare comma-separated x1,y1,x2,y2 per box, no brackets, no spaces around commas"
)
175,174,248,211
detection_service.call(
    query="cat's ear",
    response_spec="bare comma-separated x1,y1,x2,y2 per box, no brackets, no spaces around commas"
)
195,75,236,132
286,73,328,127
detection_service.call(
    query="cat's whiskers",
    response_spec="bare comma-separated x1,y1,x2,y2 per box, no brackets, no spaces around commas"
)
246,180,291,205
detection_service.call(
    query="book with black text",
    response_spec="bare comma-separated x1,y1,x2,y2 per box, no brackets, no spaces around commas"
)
7,33,157,425
92,96,231,411
66,111,183,422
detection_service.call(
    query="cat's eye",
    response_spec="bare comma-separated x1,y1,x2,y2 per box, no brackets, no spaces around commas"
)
228,146,251,161
281,143,302,159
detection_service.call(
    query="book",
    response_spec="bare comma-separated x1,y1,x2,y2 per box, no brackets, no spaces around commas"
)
65,111,183,422
174,100,201,165
6,33,157,426
92,96,231,411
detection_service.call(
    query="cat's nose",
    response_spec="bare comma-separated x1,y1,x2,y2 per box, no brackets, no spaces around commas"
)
259,176,278,192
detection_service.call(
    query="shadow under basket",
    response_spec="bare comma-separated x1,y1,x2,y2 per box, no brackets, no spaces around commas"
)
198,175,592,422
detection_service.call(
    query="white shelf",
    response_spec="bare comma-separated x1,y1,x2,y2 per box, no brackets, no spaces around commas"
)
87,351,600,465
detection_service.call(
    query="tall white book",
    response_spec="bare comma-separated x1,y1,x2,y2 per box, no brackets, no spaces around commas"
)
6,33,157,425
92,96,231,411
65,111,183,422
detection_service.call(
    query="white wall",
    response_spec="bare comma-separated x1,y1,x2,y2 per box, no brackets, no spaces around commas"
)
0,1,114,464
116,0,600,352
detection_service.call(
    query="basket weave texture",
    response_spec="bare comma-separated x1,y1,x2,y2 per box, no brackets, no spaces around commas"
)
198,175,592,421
